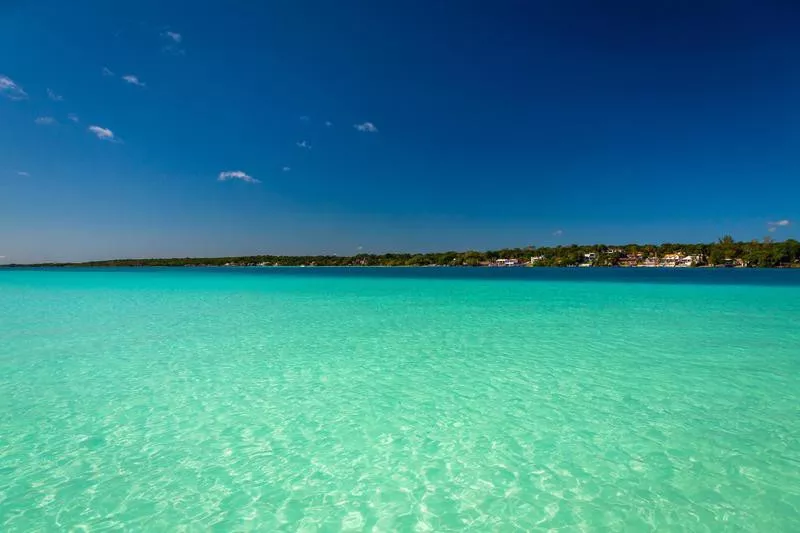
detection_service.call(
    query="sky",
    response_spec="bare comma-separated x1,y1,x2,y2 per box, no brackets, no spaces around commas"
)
1,0,799,263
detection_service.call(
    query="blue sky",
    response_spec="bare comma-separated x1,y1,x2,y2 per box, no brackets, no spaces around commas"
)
1,1,798,262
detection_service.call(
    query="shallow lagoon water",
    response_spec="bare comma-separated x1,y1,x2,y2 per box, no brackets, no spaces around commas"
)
1,267,799,531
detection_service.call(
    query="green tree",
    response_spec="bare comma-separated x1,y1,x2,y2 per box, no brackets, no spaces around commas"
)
708,248,725,266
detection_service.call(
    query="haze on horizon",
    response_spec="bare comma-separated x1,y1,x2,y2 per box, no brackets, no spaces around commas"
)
1,1,798,264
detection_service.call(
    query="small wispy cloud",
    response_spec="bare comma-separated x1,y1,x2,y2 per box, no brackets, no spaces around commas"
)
218,170,260,184
296,140,311,150
161,30,185,55
35,116,56,125
102,67,115,77
47,88,64,101
354,122,378,133
325,121,333,127
553,229,564,237
282,166,291,172
122,75,146,87
88,125,116,141
300,115,310,122
768,227,777,233
768,219,790,227
67,113,80,123
17,171,30,177
163,31,182,43
0,75,27,100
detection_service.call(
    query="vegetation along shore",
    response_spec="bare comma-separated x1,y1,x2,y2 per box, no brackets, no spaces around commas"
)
7,237,800,269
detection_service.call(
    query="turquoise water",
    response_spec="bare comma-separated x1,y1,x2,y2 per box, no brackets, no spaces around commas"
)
1,268,799,531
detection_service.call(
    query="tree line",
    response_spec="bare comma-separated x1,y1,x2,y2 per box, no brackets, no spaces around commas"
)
13,237,800,268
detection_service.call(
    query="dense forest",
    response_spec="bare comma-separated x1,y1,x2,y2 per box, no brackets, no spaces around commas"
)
12,237,800,268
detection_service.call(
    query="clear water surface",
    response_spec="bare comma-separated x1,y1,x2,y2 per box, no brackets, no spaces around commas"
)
1,267,799,531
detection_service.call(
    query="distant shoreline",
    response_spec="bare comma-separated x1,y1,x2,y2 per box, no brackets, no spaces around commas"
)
4,238,800,269
5,264,800,269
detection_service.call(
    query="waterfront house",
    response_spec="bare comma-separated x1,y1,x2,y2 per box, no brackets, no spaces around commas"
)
660,253,682,267
618,253,642,267
719,258,746,267
679,254,702,267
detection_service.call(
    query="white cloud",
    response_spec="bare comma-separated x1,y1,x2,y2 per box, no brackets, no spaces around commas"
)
88,125,116,141
163,31,182,43
296,140,311,149
35,116,56,125
768,219,790,227
47,88,63,101
282,166,291,172
67,113,80,123
218,170,260,184
161,31,185,55
122,75,146,87
325,121,333,127
354,122,378,133
102,67,115,77
553,229,564,237
300,115,310,122
0,75,27,100
768,227,777,233
17,171,30,177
